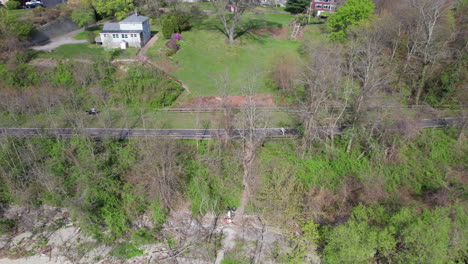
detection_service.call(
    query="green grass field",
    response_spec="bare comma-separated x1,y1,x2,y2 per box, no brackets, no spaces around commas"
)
39,43,138,60
147,12,301,97
73,25,103,40
6,9,33,19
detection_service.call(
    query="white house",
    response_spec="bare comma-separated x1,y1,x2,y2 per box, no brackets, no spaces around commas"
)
98,13,151,49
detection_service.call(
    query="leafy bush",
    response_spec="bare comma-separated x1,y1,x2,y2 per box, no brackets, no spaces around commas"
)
186,154,242,216
0,9,36,40
320,11,330,18
0,219,17,235
87,31,96,44
174,12,191,31
1,63,39,88
165,48,176,57
50,61,74,87
109,242,144,259
5,0,20,10
132,228,156,245
149,200,168,230
296,14,309,26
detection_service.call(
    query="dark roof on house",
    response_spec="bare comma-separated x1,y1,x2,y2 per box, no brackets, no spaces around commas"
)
102,23,120,31
101,30,143,33
120,14,149,23
101,22,143,33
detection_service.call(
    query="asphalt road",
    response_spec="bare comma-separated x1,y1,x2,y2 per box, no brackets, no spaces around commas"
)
0,118,463,139
40,0,66,8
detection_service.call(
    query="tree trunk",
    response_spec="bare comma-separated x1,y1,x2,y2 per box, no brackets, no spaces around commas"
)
415,64,428,105
228,32,235,44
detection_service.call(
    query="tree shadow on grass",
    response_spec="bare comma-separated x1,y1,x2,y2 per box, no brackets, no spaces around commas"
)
195,15,282,43
234,19,282,43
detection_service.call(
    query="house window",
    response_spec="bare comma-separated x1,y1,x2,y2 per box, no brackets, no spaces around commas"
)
112,34,118,38
122,34,128,38
324,5,330,9
103,34,107,37
315,4,322,8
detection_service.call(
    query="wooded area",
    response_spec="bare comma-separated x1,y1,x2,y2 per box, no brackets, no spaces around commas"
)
0,0,466,263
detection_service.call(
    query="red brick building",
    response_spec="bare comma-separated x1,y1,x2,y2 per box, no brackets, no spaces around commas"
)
310,0,337,16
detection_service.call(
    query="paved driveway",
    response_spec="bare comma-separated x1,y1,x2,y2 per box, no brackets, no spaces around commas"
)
31,28,87,52
41,0,67,8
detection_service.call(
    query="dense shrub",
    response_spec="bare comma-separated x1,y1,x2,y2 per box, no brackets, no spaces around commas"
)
0,63,39,88
161,13,192,39
111,66,184,108
174,12,191,31
109,242,144,259
5,0,20,10
87,31,96,44
0,219,17,235
296,14,309,26
320,11,330,18
0,9,36,40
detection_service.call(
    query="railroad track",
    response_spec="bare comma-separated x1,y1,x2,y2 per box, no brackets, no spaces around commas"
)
0,118,464,139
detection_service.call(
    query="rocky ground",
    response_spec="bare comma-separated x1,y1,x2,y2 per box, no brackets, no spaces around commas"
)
0,205,288,264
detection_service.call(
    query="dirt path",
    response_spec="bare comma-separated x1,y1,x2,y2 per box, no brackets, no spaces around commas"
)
214,226,237,264
137,33,191,94
137,33,159,59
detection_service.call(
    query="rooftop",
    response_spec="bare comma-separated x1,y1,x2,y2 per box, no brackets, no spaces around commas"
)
120,13,150,23
102,23,120,31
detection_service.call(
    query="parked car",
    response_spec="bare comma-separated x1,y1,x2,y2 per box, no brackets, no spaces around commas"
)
25,1,44,8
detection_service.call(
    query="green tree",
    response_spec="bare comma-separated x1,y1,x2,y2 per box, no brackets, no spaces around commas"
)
71,6,96,27
327,0,375,41
162,16,178,39
92,0,134,20
390,207,453,264
323,205,395,264
285,0,310,14
287,220,320,263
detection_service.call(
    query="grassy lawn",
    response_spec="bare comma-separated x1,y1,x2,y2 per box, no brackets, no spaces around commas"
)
147,12,301,97
74,25,103,40
38,43,139,60
6,9,33,20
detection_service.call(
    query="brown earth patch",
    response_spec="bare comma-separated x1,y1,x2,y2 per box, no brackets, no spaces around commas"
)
153,59,178,73
28,58,58,71
180,94,276,108
252,28,290,40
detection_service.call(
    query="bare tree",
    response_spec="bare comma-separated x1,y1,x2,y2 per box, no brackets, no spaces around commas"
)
128,139,184,209
212,0,260,44
234,74,269,219
399,0,454,104
298,39,350,147
346,22,395,120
